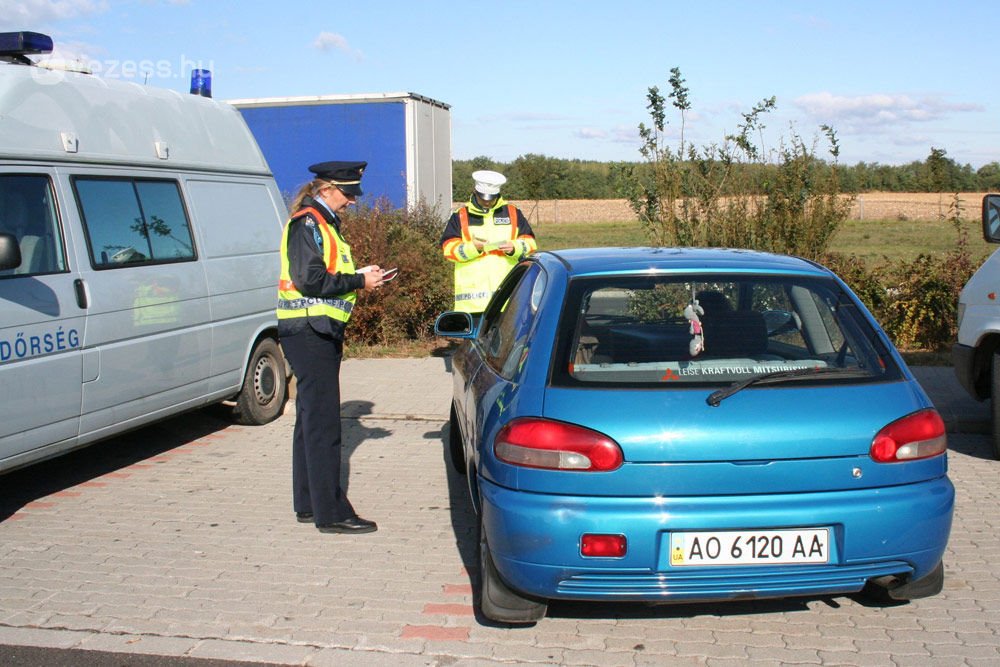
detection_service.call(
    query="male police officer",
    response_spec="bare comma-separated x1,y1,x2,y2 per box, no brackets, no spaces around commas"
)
440,170,537,316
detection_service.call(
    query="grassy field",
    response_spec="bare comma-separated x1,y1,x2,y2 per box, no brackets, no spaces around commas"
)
534,217,994,264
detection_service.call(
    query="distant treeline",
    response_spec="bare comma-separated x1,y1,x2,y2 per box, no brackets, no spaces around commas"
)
452,150,1000,202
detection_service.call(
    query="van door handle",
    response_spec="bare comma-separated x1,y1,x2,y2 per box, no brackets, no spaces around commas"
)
74,278,89,309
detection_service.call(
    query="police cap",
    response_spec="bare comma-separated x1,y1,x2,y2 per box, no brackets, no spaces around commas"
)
309,160,367,196
472,169,506,198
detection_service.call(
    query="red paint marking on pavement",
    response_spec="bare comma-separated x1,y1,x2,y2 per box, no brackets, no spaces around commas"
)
400,625,469,641
7,514,27,521
102,472,132,479
128,463,154,470
48,491,82,499
77,481,108,488
23,501,56,510
443,584,473,595
423,603,474,616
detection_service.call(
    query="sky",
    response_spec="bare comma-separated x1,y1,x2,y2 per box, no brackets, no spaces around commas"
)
2,0,998,169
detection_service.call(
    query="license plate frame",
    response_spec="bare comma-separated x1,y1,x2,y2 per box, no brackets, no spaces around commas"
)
669,528,830,567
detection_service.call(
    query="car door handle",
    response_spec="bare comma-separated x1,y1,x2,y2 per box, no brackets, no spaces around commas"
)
74,278,89,309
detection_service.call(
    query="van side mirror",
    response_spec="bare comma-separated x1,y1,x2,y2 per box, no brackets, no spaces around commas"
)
0,233,21,271
982,194,1000,243
434,311,476,339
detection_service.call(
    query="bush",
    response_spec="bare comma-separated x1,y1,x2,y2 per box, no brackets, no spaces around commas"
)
339,200,452,346
823,196,976,351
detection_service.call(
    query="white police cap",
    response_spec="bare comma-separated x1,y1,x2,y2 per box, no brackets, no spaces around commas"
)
472,170,506,197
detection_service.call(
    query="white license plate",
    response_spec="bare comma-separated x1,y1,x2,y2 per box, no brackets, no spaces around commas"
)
669,528,830,567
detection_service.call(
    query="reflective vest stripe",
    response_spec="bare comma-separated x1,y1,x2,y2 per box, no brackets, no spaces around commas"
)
277,297,355,312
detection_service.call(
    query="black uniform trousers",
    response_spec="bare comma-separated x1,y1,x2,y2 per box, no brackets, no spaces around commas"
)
281,326,356,525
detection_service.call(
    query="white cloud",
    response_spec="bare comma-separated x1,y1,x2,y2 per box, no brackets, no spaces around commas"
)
575,128,607,140
314,31,348,51
0,0,108,29
313,31,362,60
794,91,983,130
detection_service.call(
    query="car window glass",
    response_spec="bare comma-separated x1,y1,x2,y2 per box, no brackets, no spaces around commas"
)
560,274,895,387
480,264,545,379
134,181,196,261
74,178,196,268
0,174,67,278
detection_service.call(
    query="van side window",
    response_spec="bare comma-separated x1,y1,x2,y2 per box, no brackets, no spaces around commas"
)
0,174,67,277
74,178,196,268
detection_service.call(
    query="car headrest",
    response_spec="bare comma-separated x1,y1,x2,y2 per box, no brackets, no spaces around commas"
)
701,310,768,357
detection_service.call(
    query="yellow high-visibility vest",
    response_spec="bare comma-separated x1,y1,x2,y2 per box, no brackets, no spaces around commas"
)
277,207,356,324
442,200,536,313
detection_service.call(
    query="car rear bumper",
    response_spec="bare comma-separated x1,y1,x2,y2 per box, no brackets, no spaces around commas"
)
480,475,954,602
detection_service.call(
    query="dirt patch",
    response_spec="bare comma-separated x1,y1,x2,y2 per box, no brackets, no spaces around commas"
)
472,193,990,224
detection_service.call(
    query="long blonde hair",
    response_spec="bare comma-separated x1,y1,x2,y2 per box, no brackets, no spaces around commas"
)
289,179,329,213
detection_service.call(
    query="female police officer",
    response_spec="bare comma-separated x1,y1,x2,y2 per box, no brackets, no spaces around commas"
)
277,161,385,534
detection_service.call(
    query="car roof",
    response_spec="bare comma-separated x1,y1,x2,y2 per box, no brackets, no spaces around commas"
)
538,247,832,278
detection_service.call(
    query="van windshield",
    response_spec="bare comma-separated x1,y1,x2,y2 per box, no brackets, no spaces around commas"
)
554,274,898,387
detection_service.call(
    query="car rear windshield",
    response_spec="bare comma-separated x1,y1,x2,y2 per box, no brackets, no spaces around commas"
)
553,274,899,387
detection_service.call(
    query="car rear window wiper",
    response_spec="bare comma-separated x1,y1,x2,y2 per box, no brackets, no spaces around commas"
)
706,366,869,407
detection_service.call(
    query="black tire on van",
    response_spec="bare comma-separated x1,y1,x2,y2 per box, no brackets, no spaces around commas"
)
232,337,288,425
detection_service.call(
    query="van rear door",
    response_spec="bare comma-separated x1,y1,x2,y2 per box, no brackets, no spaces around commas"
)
0,172,85,471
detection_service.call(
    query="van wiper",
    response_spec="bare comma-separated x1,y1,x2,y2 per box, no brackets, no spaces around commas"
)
706,366,867,407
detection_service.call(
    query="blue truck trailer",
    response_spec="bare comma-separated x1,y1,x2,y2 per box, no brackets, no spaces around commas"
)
229,93,451,212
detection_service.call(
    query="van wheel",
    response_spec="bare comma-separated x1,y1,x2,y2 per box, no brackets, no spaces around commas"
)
477,507,547,624
449,404,467,475
233,338,287,425
992,352,1000,460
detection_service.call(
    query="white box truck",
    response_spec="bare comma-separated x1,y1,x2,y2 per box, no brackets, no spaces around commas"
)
953,194,1000,459
0,32,289,472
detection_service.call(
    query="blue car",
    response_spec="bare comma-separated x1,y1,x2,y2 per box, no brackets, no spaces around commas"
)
435,248,953,624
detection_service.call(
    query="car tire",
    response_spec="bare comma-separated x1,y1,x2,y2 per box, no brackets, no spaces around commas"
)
232,337,287,426
992,352,1000,460
449,404,466,475
478,508,547,624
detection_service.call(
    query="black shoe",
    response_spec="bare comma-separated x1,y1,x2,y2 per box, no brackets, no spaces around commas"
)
316,516,377,534
295,512,314,523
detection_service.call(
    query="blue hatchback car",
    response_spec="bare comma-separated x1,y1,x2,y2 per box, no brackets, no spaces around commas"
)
435,248,954,624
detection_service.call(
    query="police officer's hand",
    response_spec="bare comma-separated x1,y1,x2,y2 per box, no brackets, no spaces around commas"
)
358,266,383,290
496,240,515,254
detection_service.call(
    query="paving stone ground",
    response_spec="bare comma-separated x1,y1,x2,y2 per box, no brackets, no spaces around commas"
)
0,358,998,666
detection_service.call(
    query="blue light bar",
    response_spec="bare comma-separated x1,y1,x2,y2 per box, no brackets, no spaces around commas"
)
0,32,54,57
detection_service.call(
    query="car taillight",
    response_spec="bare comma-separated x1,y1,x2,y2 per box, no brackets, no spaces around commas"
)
494,418,623,471
870,409,947,463
581,534,627,557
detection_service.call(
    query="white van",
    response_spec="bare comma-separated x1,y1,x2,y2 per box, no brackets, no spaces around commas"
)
953,194,1000,459
0,32,289,473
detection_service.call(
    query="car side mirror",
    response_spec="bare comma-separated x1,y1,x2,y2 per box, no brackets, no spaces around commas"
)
0,232,22,271
982,194,1000,244
435,311,476,338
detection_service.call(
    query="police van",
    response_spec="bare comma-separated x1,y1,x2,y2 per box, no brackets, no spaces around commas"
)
0,32,289,472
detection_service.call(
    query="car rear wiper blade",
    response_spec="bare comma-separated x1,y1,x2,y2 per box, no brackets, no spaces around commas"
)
706,366,868,407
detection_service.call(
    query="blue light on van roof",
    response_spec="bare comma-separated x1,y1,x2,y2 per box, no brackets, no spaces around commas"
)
0,31,54,57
